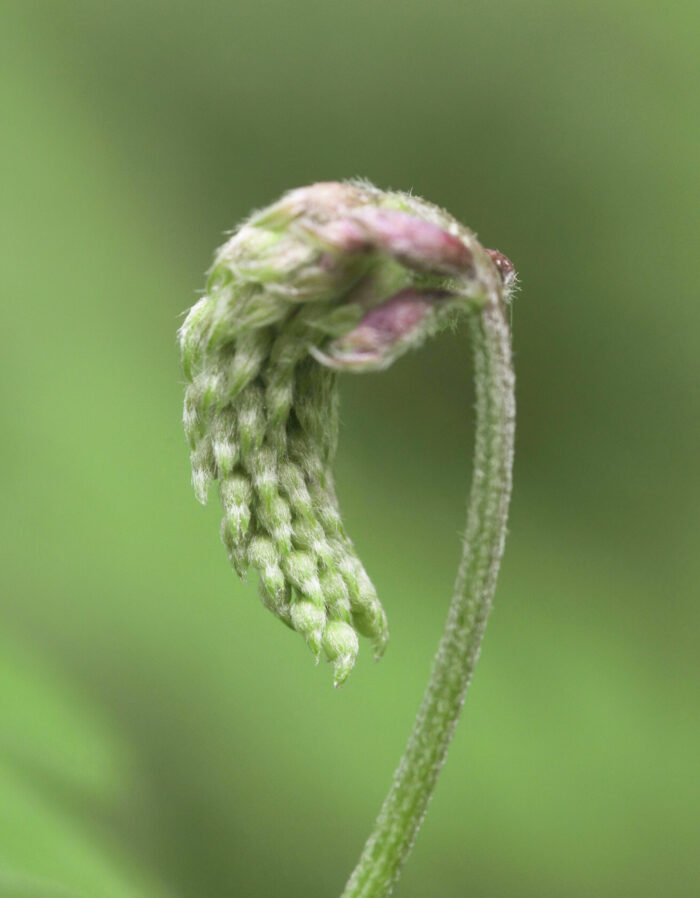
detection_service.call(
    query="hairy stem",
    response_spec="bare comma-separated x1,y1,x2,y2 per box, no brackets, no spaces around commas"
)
341,297,515,897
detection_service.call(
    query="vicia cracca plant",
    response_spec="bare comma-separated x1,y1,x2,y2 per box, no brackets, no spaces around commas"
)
179,180,516,896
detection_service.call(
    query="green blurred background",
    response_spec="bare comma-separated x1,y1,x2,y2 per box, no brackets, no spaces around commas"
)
1,2,698,896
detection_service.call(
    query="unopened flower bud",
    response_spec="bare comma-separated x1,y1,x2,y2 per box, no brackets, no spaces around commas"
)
348,207,475,275
290,599,326,659
323,620,360,687
311,288,451,372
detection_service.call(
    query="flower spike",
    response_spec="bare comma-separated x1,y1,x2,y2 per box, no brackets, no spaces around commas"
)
180,180,517,896
179,180,513,689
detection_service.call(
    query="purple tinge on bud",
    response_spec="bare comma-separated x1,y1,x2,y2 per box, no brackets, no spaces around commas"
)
311,288,451,371
312,207,474,275
309,217,371,254
276,181,369,224
357,289,441,340
350,208,474,275
485,249,516,286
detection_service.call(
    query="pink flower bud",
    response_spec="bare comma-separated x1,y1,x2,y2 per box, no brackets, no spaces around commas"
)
349,207,474,274
311,288,451,371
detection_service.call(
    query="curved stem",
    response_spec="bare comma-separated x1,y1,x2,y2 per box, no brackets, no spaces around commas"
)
341,298,515,897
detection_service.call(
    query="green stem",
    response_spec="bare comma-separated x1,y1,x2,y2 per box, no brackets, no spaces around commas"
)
341,297,515,897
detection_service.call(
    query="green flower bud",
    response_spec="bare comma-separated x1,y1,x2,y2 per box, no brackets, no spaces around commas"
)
179,180,512,685
290,599,326,658
323,620,360,688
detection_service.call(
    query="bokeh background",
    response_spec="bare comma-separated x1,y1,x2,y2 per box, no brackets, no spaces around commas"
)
1,2,698,896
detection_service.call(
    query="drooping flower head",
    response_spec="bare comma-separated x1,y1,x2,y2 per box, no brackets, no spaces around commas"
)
179,181,513,684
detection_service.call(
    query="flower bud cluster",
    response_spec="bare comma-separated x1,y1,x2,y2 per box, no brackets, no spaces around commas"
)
179,181,512,684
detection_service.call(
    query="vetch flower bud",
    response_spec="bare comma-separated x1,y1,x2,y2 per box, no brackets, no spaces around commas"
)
290,599,326,659
310,287,452,372
322,620,360,687
179,180,514,685
346,206,475,275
